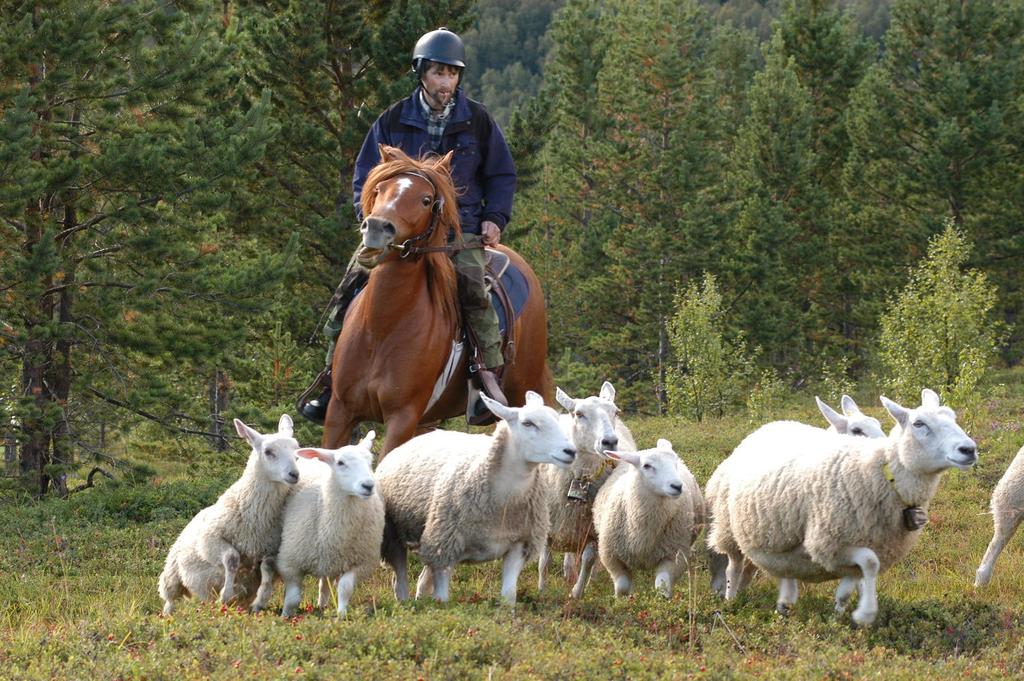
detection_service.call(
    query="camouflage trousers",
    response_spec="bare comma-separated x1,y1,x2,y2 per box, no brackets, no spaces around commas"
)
322,233,503,370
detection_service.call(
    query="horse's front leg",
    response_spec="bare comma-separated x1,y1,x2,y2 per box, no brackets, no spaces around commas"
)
381,406,426,454
321,399,358,449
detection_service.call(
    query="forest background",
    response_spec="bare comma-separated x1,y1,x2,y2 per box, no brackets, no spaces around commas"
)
2,0,1022,498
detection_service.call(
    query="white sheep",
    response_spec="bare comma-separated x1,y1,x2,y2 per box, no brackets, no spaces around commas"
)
375,390,576,605
537,381,635,598
270,431,384,617
592,439,704,597
975,443,1024,587
707,394,888,599
158,414,299,615
709,392,977,625
816,395,886,437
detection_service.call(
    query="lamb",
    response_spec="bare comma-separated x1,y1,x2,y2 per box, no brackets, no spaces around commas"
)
707,394,888,599
816,395,886,437
158,414,299,615
537,381,635,598
592,439,704,597
271,431,384,617
974,443,1024,587
375,391,576,605
708,392,977,625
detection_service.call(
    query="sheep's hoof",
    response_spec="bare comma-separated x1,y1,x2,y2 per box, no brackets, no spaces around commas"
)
851,609,877,627
776,602,791,616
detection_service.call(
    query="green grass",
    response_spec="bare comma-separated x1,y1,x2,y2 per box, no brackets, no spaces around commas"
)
2,372,1023,679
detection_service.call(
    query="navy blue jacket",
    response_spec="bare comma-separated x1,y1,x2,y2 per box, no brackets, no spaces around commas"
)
352,87,516,235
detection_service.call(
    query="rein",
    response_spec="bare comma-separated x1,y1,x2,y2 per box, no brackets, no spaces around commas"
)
384,170,486,258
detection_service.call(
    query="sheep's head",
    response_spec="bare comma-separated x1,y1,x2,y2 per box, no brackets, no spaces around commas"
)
881,391,977,474
234,414,300,485
556,381,621,455
815,395,885,438
604,439,685,498
482,390,577,469
295,431,377,499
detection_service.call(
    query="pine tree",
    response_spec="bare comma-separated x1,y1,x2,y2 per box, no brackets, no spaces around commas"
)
0,2,284,496
720,30,824,370
581,0,737,411
844,0,1024,358
511,0,614,397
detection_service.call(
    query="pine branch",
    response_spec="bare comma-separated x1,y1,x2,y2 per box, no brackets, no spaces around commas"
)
66,467,115,495
85,387,225,439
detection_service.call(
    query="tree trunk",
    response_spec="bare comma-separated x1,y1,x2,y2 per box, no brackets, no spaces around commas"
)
3,432,16,475
208,369,231,451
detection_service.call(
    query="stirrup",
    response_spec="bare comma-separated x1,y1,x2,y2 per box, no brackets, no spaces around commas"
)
477,369,507,407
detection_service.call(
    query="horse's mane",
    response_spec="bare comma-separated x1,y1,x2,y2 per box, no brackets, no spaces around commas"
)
361,147,463,323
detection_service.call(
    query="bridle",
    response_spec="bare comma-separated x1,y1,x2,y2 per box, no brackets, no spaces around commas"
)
380,170,484,258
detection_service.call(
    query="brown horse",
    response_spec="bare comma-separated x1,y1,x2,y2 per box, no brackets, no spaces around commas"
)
322,145,553,455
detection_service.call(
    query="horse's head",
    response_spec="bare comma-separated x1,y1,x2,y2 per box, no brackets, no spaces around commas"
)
359,145,459,266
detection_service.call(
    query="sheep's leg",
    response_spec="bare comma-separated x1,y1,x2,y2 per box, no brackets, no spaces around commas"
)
724,551,746,600
537,544,551,591
708,548,729,598
564,552,579,583
158,562,183,615
654,559,678,598
281,578,303,618
431,566,452,602
381,531,410,601
776,578,799,615
415,566,434,599
500,542,528,606
603,555,632,597
975,512,1022,587
335,571,356,617
317,578,332,609
250,557,276,613
834,576,858,613
842,547,880,626
218,547,241,605
570,542,597,599
738,558,758,592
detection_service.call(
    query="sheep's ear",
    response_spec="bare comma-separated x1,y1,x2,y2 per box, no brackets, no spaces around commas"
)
359,430,376,451
599,381,616,402
880,396,909,430
296,448,333,465
604,449,641,467
840,395,861,416
277,414,294,437
524,390,545,407
234,419,262,446
656,438,674,452
555,387,575,412
816,397,845,431
920,388,940,408
481,394,516,422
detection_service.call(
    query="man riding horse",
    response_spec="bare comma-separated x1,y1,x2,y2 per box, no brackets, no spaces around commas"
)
300,27,516,424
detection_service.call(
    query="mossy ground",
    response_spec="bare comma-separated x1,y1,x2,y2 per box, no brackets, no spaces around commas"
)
3,371,1023,679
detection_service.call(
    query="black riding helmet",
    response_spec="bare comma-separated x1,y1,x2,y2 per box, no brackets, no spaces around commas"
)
412,27,466,77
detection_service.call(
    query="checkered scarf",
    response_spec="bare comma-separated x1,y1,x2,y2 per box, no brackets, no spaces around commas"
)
419,90,455,152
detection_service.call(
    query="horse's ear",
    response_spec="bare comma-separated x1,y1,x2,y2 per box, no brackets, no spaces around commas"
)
378,144,398,163
435,150,454,173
